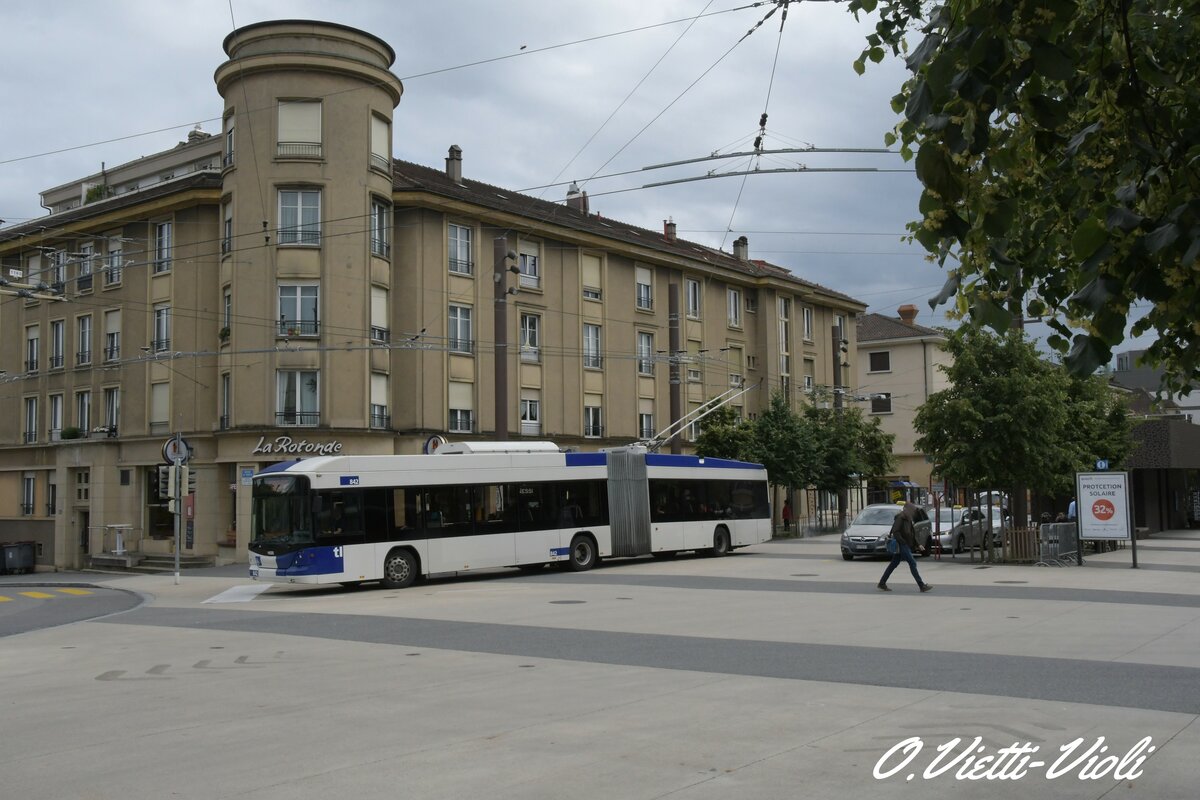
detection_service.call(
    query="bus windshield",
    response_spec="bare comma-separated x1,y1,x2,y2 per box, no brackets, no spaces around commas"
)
251,475,316,546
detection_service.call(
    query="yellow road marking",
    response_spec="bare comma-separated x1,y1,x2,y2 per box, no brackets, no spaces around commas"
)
0,596,12,602
56,588,93,596
19,591,56,599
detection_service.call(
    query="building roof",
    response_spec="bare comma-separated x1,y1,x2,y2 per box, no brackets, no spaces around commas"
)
390,158,865,308
856,312,944,343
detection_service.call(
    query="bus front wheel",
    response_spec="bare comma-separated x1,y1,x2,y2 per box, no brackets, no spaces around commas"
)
567,534,597,572
381,548,418,589
709,527,732,557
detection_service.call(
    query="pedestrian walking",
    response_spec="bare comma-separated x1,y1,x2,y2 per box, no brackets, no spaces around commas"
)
782,500,792,532
878,502,932,593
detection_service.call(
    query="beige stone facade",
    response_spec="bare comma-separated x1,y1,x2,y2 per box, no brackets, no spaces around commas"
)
0,20,865,569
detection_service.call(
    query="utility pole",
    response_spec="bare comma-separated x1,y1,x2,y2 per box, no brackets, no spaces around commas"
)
668,284,682,454
832,324,849,531
493,238,517,440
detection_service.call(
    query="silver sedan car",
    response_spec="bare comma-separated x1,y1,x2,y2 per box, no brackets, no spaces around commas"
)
840,504,932,560
931,506,1006,553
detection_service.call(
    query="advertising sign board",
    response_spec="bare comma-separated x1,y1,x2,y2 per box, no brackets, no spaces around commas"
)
1076,471,1132,541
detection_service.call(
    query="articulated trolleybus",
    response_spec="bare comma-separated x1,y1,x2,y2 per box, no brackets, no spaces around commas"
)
249,441,770,589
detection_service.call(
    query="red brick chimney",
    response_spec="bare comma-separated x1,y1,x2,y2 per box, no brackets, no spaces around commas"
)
566,182,589,214
898,304,918,325
664,218,676,242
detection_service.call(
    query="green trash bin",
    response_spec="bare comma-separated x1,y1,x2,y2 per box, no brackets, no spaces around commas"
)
4,542,35,575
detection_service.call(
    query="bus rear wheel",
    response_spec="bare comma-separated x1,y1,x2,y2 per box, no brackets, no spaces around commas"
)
567,534,597,572
709,526,732,557
381,548,418,589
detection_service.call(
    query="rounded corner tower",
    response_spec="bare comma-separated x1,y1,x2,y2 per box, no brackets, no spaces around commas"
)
212,20,403,438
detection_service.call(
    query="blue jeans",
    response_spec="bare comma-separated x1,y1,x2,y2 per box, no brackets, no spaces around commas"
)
880,543,926,587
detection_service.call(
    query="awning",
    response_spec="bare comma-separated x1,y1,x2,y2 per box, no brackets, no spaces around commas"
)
890,480,919,488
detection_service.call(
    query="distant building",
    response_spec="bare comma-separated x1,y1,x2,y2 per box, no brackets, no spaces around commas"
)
1112,348,1199,423
855,305,950,499
0,20,866,570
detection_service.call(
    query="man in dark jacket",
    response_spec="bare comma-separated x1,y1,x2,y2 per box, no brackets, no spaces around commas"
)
878,502,932,592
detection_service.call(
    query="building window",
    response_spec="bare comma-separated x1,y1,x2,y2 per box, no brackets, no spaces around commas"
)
24,397,38,443
871,393,893,414
222,201,233,254
519,241,541,289
279,189,321,246
224,114,235,167
727,288,743,328
22,474,35,516
448,223,473,274
277,100,322,158
152,304,171,352
745,292,758,313
804,358,815,393
149,382,169,432
729,346,744,388
778,297,792,349
868,351,891,373
449,408,474,433
277,370,319,426
48,250,66,290
106,238,123,285
104,387,120,433
153,222,172,273
278,285,319,337
448,304,473,353
77,470,91,502
520,314,540,363
635,267,653,310
638,412,655,439
25,326,39,372
77,315,92,365
520,392,541,436
370,372,389,429
584,405,603,438
220,374,230,430
49,394,64,441
371,198,390,257
49,320,65,369
803,306,814,340
370,286,389,343
104,310,121,361
223,289,232,331
637,331,655,375
370,113,391,173
582,253,602,300
583,324,602,369
76,390,91,433
686,278,701,318
834,314,847,336
77,244,94,292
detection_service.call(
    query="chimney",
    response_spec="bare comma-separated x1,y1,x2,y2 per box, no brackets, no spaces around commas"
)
566,182,589,214
898,304,918,325
663,218,677,242
445,145,462,183
187,126,208,144
733,235,748,261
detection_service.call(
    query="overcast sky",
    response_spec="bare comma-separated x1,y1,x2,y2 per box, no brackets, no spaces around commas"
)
0,0,1151,353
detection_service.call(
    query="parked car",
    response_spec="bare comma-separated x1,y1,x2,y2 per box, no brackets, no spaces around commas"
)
931,506,1006,553
841,504,932,560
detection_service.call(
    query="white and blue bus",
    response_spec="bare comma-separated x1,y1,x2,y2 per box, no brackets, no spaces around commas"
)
248,441,770,589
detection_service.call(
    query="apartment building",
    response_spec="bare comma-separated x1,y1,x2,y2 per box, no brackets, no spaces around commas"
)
0,20,865,569
855,305,950,496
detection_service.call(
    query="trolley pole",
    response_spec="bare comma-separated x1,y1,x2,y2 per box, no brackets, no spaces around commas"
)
173,448,182,585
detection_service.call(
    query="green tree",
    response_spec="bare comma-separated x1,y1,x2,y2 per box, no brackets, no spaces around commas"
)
752,390,820,490
913,327,1132,496
693,404,756,462
805,390,898,527
849,0,1200,392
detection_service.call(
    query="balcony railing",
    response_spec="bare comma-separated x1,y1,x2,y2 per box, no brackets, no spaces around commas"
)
276,411,319,427
277,142,323,158
25,358,38,372
48,354,65,369
637,361,655,376
448,339,474,355
104,344,120,361
448,415,476,434
219,415,230,431
77,274,93,292
152,258,171,273
105,267,122,285
150,338,171,352
76,350,91,366
520,346,540,363
449,258,473,275
23,431,37,443
223,152,235,167
584,424,605,438
370,327,390,344
370,153,390,172
277,319,320,337
370,238,390,258
20,503,34,516
370,410,390,429
221,238,231,254
583,354,603,369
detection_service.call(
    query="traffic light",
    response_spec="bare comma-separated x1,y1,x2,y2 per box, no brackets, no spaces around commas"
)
167,465,180,513
157,466,170,498
185,465,196,494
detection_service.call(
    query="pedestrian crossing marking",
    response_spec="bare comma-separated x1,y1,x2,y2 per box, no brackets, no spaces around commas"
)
19,591,56,599
56,588,93,596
